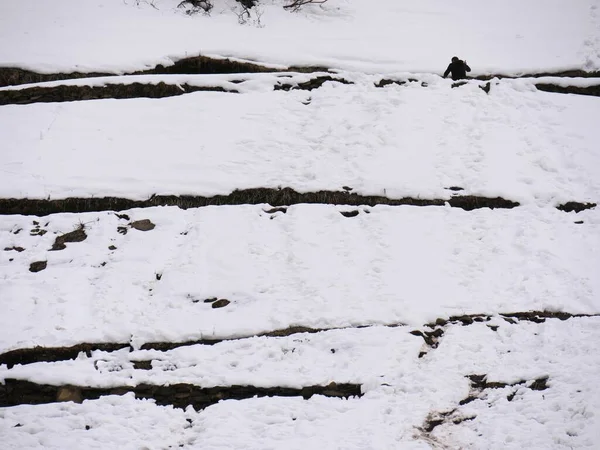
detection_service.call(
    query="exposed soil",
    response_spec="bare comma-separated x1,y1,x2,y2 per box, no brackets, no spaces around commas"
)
4,246,25,252
0,379,362,410
274,75,352,91
0,343,131,369
0,83,236,106
134,55,277,77
556,201,597,213
375,79,407,88
499,310,597,323
0,68,113,89
535,83,600,97
263,206,287,214
132,360,153,371
447,195,518,211
0,189,521,216
0,56,280,88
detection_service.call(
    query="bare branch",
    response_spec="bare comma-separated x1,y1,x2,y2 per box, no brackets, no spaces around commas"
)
284,0,328,12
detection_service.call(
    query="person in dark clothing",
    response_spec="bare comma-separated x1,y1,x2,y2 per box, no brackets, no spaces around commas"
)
443,56,471,80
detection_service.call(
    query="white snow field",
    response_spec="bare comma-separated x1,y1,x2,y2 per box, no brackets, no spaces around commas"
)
1,0,600,449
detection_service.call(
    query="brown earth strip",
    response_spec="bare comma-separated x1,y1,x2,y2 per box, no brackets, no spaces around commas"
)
0,82,236,106
535,83,600,97
0,379,362,410
0,68,113,89
274,75,352,91
473,70,600,80
0,189,520,216
0,56,280,88
0,343,131,369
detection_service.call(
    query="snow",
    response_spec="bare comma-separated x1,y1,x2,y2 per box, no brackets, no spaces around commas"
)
1,0,600,448
2,77,600,205
1,205,599,353
0,0,599,75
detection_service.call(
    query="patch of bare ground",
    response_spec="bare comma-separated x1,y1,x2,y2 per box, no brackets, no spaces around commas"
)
535,83,600,97
473,70,600,80
0,83,236,105
274,75,352,91
0,343,131,369
0,189,521,216
0,379,362,410
0,68,113,89
556,201,597,213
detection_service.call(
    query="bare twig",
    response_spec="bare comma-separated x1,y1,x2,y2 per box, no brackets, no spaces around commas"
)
284,0,328,12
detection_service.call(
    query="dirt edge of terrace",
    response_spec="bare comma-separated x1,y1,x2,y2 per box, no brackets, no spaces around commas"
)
0,189,527,216
0,75,353,105
0,83,237,105
0,380,362,410
0,56,329,88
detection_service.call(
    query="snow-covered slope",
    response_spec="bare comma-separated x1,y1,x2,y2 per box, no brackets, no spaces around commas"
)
1,205,599,352
1,1,600,449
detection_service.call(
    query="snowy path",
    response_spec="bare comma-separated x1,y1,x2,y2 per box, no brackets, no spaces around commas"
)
1,205,598,353
2,77,599,205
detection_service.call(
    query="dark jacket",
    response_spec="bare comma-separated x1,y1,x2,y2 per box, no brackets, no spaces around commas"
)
444,60,471,80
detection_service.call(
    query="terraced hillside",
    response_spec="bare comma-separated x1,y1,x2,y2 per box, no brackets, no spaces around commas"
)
1,0,600,448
